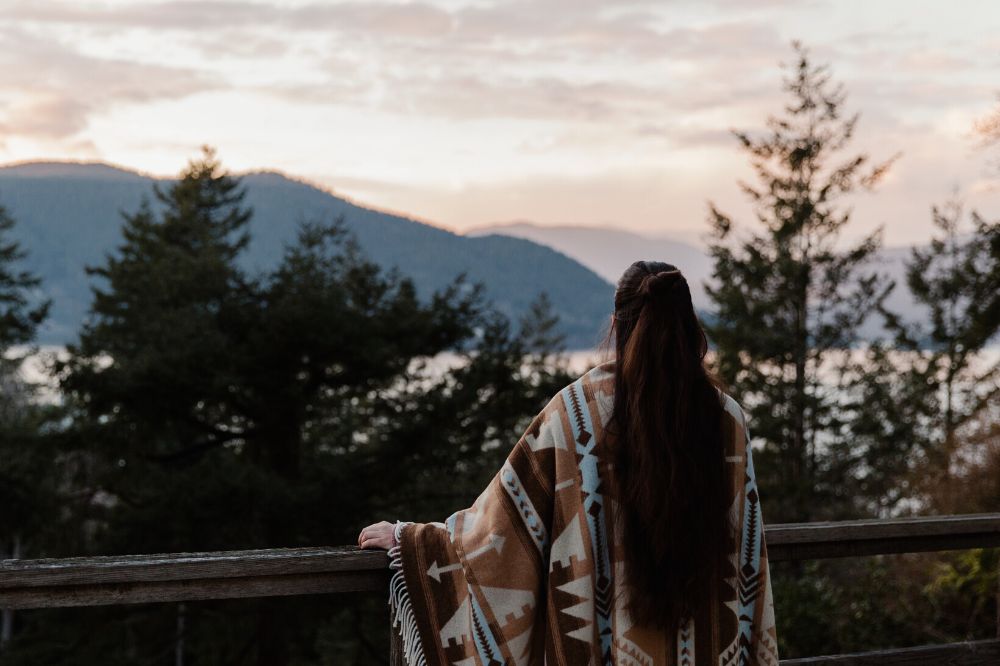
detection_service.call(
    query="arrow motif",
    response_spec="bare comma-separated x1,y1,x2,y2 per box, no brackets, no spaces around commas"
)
427,534,506,583
467,533,506,560
428,560,462,582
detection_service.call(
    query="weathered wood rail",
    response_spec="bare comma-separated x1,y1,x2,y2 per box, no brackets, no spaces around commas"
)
765,512,1000,562
2,513,998,664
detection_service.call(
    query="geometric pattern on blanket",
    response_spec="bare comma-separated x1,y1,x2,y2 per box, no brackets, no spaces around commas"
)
390,361,780,665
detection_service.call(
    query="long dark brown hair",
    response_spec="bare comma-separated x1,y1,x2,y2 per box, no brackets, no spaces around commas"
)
608,260,728,631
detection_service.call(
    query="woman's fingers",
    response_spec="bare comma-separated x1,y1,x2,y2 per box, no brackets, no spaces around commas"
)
359,533,390,549
360,535,388,549
357,521,394,550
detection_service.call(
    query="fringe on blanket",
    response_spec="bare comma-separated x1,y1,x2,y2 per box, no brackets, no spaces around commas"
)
388,521,428,666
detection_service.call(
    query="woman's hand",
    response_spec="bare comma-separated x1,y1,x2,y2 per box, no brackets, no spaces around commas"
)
357,521,395,550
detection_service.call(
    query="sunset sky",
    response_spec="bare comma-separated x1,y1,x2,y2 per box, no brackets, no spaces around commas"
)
1,0,998,246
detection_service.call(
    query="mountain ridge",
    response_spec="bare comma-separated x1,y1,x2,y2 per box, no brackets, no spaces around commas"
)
0,161,613,349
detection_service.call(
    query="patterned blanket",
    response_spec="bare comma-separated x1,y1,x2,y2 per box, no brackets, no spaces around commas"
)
389,362,779,665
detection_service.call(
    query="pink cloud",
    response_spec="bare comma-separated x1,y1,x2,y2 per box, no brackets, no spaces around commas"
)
0,25,220,141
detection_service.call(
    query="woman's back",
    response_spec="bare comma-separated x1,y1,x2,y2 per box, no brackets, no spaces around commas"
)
593,362,779,665
389,361,778,665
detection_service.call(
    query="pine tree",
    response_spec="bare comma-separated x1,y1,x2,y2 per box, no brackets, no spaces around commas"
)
883,198,1000,491
0,203,50,512
0,202,56,650
0,205,49,360
705,42,896,522
62,147,252,472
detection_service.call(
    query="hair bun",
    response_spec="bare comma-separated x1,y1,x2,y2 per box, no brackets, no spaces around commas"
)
639,269,684,298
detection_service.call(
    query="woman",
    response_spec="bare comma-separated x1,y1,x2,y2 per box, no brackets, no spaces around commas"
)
359,261,779,665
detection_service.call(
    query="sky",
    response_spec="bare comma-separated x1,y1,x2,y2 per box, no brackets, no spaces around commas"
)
0,0,998,247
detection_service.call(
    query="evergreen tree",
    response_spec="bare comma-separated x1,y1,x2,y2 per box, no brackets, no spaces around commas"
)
0,202,57,650
831,341,937,515
0,204,49,360
705,42,896,522
882,198,1000,490
61,147,253,482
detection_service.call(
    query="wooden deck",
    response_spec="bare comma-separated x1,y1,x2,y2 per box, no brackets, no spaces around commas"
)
2,513,999,664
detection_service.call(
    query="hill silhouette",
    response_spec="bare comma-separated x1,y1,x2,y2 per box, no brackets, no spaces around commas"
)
0,162,613,349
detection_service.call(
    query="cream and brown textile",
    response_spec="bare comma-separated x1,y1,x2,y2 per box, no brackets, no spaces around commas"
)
389,361,779,665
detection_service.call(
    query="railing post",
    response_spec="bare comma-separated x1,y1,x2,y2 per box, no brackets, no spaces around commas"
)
175,602,186,666
0,535,21,650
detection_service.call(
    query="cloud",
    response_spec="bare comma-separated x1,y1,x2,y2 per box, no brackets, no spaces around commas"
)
2,1,279,31
0,25,221,141
4,1,456,38
0,0,996,250
1,95,92,139
258,67,775,129
0,1,784,63
0,1,795,133
184,29,292,59
291,2,455,38
637,125,737,148
231,11,788,127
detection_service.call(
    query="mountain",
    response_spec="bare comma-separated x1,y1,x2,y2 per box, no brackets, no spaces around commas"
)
467,221,927,338
467,222,714,305
0,163,613,349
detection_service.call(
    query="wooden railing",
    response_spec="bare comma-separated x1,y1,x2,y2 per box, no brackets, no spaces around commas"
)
2,514,999,664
